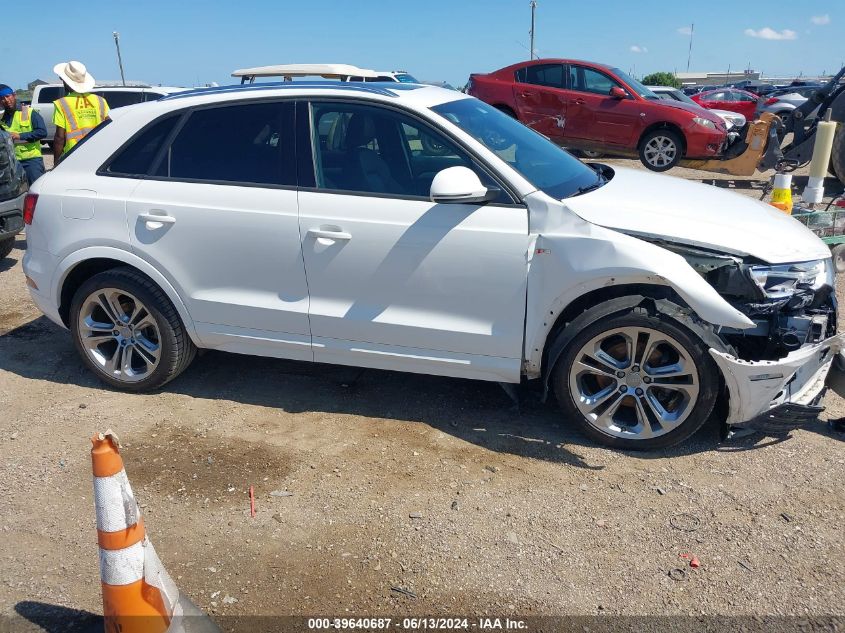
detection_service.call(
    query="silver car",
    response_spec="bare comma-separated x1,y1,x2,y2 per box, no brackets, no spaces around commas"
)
756,86,820,122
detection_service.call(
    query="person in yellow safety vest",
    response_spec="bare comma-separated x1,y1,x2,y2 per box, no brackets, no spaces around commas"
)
0,84,47,184
51,61,110,162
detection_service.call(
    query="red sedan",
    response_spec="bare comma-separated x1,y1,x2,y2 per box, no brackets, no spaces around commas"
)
466,58,727,171
692,88,760,121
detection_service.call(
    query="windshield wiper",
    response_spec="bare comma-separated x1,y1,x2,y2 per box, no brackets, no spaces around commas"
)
573,165,607,196
575,182,603,195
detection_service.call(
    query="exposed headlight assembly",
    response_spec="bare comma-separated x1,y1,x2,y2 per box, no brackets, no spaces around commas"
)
749,259,833,298
692,116,717,130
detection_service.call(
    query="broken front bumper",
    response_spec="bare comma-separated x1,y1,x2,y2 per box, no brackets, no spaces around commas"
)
709,332,845,428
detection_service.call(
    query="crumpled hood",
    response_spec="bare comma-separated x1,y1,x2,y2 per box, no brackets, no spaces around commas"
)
563,166,830,264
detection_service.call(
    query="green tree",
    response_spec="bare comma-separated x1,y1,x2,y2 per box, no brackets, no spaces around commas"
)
642,72,681,88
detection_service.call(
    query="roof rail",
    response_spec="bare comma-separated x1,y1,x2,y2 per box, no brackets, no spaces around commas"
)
160,81,400,101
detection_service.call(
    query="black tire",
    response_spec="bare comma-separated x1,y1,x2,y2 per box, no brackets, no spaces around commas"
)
551,301,721,450
831,244,845,274
831,123,845,184
579,149,604,159
69,267,196,392
0,236,13,260
638,128,683,172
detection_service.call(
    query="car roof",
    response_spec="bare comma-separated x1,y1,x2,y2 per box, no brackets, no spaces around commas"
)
152,81,467,111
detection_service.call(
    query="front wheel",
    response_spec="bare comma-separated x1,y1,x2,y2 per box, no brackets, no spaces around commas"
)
831,243,845,274
638,129,683,172
552,303,720,450
69,267,196,392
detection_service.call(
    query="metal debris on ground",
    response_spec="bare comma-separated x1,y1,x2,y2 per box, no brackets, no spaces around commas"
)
780,512,793,522
391,586,417,599
738,560,753,572
668,568,687,581
409,512,423,519
669,512,701,532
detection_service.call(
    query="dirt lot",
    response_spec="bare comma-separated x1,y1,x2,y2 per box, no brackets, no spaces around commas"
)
1,160,844,631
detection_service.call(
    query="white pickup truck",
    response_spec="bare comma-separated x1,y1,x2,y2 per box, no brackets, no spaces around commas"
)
30,84,187,142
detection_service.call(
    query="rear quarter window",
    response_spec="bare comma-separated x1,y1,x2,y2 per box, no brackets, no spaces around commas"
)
101,114,180,177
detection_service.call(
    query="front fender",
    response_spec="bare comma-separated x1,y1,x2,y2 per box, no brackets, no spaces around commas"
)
51,245,201,345
524,219,754,377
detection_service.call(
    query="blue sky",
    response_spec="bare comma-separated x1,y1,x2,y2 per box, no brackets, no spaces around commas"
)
2,0,840,90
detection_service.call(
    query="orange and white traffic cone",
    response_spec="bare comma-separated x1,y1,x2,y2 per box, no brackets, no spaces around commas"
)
92,430,220,633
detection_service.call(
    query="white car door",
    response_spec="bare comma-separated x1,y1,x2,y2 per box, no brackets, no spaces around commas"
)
119,101,312,360
298,101,529,382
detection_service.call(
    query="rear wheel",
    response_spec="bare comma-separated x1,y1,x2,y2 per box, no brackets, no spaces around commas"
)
578,149,604,159
639,129,683,172
70,267,196,392
0,236,13,260
552,302,720,450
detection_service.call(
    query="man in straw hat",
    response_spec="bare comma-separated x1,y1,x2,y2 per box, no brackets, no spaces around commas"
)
52,61,109,161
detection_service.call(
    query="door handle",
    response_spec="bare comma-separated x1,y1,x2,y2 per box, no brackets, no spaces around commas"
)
307,228,352,241
518,91,532,98
138,212,176,228
573,98,585,105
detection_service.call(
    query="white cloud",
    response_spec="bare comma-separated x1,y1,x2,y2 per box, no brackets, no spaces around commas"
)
630,45,648,53
744,27,798,40
810,14,830,25
677,26,693,36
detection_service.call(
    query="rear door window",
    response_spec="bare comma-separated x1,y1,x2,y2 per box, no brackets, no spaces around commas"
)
155,101,296,186
519,64,566,89
96,91,144,108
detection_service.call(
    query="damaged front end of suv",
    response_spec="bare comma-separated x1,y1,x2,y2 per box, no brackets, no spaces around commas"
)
658,240,843,431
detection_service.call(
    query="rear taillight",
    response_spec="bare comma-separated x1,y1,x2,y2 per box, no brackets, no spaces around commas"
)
764,97,778,105
23,193,38,225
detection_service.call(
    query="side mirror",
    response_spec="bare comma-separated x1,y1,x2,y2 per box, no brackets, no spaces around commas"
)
609,86,628,99
430,166,498,204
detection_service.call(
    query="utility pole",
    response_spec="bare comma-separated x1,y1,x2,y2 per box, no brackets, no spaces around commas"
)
113,31,126,86
529,1,537,60
686,23,693,73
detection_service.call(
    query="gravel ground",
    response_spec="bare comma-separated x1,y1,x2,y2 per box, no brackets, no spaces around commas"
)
1,158,844,630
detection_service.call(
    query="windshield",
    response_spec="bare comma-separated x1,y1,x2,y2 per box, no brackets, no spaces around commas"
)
611,68,658,99
395,73,419,83
431,98,599,199
664,89,697,105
